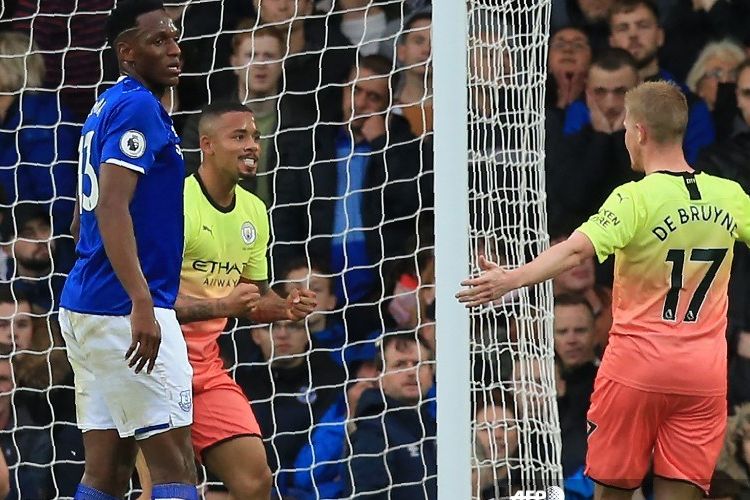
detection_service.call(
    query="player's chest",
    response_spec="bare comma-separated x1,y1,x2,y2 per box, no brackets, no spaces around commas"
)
186,217,260,272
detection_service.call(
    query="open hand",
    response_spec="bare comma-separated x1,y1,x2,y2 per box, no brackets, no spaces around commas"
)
455,256,518,308
126,301,161,374
286,288,317,321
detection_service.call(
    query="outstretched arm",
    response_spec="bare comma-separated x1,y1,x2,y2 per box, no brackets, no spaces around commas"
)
456,231,595,308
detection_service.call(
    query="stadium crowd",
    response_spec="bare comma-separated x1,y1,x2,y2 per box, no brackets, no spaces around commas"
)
0,0,749,498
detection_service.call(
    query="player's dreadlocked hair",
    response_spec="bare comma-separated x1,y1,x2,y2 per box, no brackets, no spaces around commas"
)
106,0,165,48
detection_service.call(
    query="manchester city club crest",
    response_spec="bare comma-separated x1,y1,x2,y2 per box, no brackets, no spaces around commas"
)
241,221,256,245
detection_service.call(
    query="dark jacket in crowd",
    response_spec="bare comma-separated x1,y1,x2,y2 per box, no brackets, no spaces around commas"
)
348,388,437,500
0,401,54,500
0,91,78,237
237,351,347,498
272,116,431,289
558,362,598,479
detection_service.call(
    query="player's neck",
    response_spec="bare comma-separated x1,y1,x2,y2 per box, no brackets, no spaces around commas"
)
641,146,692,176
197,165,236,208
120,70,166,99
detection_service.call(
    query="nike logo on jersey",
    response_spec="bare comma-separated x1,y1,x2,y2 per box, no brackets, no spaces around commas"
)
202,225,214,236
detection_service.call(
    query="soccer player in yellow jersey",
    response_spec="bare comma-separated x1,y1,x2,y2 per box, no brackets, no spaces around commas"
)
458,81,750,499
174,102,316,498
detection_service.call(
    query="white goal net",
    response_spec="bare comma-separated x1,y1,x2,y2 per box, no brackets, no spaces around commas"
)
464,1,562,498
0,0,559,498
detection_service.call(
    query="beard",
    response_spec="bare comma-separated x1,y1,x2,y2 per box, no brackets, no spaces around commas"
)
16,253,51,273
634,49,658,71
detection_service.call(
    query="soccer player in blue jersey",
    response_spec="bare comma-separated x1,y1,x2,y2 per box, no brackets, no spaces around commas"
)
59,1,198,499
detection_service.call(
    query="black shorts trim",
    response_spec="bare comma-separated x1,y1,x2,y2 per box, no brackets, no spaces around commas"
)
199,432,262,462
652,474,708,495
589,477,640,492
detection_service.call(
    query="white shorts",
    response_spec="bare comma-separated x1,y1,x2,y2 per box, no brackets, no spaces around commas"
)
59,307,193,440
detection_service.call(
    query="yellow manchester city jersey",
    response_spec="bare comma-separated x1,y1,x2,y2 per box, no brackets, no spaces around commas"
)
180,174,269,336
577,171,750,396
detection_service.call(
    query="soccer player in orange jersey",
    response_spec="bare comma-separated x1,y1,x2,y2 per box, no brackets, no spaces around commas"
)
174,102,317,499
458,80,750,499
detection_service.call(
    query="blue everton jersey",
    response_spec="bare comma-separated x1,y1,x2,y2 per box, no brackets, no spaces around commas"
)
61,76,185,315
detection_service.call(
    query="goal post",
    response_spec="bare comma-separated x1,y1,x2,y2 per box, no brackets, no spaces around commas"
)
432,0,472,497
434,0,564,497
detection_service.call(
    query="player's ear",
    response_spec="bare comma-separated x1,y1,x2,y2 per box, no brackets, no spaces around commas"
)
636,123,645,144
117,40,136,68
199,134,214,156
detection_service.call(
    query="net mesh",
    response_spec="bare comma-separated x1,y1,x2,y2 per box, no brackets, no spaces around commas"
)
466,0,562,497
0,0,559,498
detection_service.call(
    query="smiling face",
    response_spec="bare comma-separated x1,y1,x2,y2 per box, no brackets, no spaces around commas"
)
118,9,182,91
200,110,261,180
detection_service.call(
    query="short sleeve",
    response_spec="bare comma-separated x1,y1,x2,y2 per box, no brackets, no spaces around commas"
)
183,198,200,256
734,183,750,246
577,183,640,263
100,93,169,174
241,203,270,282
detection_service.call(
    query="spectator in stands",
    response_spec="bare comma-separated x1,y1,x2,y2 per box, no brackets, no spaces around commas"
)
0,287,32,354
0,357,54,499
548,49,640,228
553,294,598,487
249,0,357,124
237,320,347,499
472,393,520,500
1,205,66,314
0,32,78,238
550,230,613,351
336,0,389,57
273,55,427,308
394,9,432,136
607,0,715,163
549,0,614,54
712,402,750,499
686,39,746,112
182,24,304,207
658,0,750,83
547,26,592,114
0,284,83,497
348,332,436,499
11,0,112,120
695,60,750,188
278,257,380,367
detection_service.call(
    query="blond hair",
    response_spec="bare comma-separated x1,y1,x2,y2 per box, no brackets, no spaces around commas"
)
686,39,746,93
624,80,687,144
0,32,45,93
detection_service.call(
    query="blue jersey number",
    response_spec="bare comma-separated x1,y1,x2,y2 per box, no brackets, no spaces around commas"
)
78,130,99,212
